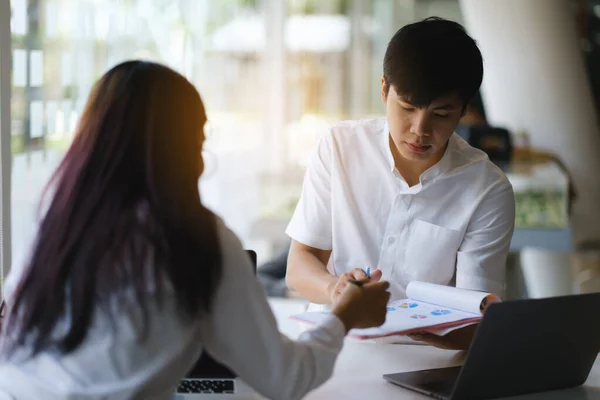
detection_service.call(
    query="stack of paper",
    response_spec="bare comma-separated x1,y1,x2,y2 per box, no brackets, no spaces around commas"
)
291,281,500,340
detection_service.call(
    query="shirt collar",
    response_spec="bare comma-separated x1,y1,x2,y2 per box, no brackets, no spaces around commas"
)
381,119,455,185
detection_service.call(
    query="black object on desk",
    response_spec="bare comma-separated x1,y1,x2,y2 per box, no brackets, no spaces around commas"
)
455,125,513,171
383,292,600,400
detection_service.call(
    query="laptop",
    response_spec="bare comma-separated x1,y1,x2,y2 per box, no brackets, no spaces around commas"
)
384,292,600,400
176,250,260,398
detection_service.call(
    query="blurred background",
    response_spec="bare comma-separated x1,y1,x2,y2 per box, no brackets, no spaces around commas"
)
2,0,600,300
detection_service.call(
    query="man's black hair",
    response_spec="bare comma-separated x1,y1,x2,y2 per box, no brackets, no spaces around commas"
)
383,17,483,108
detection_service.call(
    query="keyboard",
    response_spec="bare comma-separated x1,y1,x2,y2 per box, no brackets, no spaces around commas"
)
177,379,235,394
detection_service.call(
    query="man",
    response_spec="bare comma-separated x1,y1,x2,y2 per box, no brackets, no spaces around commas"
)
285,17,515,349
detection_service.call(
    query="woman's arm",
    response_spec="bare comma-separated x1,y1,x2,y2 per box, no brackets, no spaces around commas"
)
201,221,389,400
201,223,346,400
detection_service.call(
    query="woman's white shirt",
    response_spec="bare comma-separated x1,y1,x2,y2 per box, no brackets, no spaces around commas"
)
0,219,345,400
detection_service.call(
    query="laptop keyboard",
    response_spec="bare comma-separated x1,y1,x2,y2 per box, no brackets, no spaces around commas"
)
177,379,235,394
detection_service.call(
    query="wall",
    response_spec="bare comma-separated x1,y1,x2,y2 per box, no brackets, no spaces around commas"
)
460,0,600,243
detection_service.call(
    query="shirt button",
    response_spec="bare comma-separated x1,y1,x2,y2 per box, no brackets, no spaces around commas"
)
388,237,396,244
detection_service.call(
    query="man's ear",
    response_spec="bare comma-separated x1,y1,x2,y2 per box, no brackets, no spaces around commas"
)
381,76,387,104
461,105,469,118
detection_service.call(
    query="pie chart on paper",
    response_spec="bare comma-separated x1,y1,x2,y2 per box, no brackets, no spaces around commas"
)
399,302,419,309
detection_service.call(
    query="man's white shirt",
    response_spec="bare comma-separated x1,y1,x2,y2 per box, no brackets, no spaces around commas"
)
286,117,515,309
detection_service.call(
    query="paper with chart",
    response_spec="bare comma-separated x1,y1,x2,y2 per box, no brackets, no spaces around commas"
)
406,281,500,315
290,281,501,340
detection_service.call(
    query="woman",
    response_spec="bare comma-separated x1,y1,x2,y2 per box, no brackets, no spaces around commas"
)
0,61,390,400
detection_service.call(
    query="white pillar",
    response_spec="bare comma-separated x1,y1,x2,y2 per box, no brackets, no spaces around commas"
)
460,0,600,243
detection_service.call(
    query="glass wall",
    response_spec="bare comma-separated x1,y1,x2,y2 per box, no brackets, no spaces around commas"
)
0,0,10,297
7,0,462,269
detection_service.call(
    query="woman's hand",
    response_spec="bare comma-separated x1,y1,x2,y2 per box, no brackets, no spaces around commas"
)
332,280,390,332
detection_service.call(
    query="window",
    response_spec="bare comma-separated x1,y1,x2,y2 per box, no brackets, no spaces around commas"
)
0,0,11,299
7,0,461,272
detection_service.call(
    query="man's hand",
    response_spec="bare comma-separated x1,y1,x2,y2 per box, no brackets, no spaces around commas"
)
326,268,383,304
408,324,478,350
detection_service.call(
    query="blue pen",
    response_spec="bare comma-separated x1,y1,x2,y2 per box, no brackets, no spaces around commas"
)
366,267,371,279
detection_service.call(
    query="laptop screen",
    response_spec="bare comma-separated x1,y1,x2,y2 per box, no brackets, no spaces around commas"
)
184,250,257,379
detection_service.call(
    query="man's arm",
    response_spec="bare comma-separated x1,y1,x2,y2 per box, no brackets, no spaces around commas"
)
284,130,379,303
286,240,378,304
285,131,338,304
455,182,515,297
286,240,335,304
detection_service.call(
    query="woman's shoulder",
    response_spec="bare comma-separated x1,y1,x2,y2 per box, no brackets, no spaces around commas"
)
213,215,255,277
213,214,245,250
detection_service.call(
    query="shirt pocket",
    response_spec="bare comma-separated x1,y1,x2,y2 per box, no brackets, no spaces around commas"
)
401,219,462,285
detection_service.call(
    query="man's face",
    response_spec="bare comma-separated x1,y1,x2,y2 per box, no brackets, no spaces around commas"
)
382,80,465,163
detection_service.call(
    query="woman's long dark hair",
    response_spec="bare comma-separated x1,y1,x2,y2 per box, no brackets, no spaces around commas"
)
5,61,222,355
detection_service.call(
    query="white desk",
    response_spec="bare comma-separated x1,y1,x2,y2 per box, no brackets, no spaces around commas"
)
269,298,600,400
